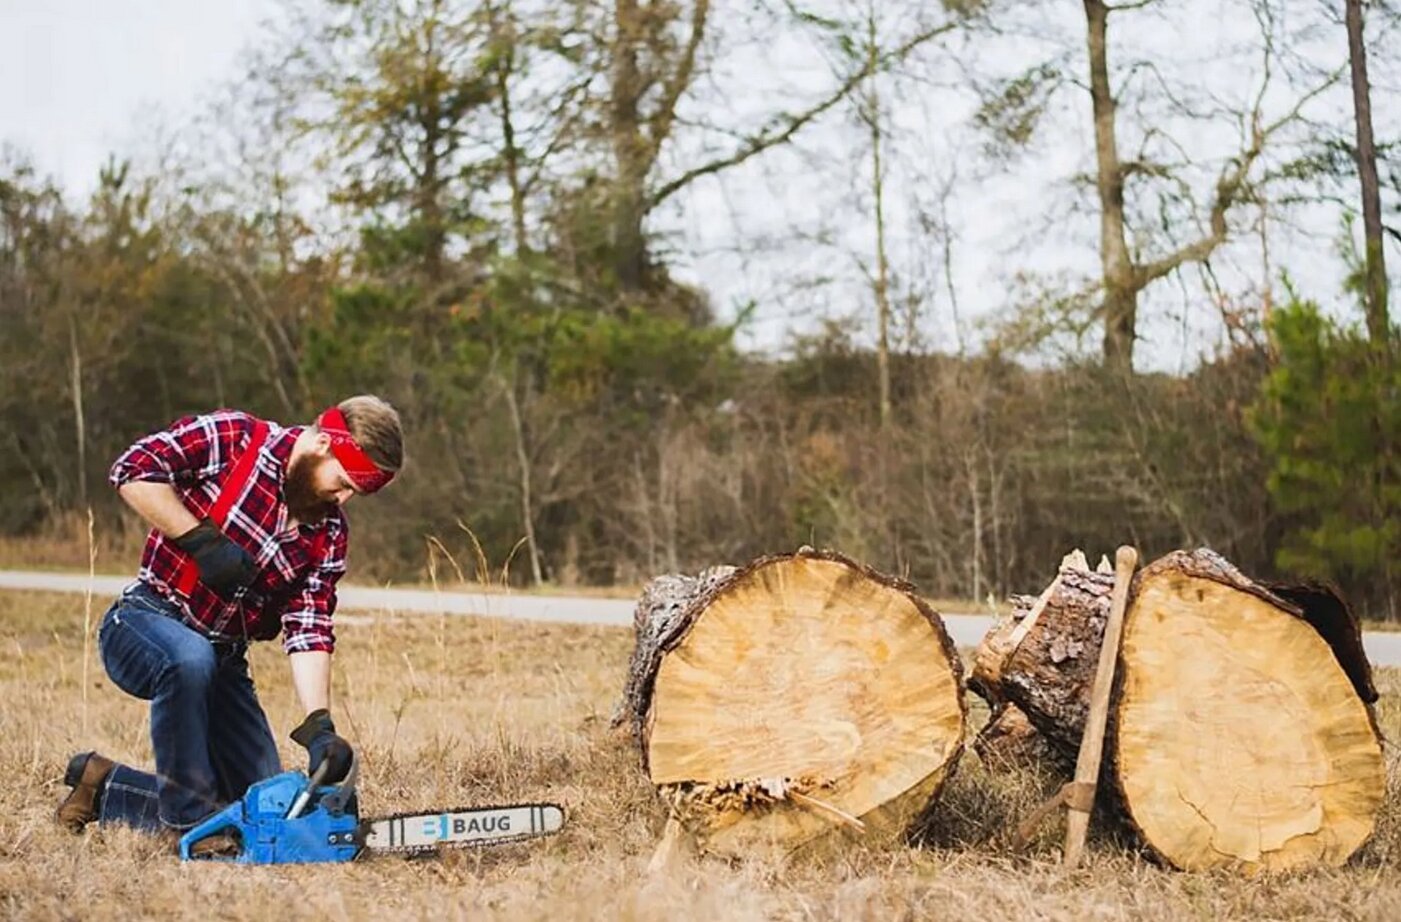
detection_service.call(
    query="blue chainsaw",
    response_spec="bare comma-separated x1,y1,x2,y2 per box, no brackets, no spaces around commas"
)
179,757,566,864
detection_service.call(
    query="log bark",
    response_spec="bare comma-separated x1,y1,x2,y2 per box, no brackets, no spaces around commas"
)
613,564,738,741
616,548,966,859
999,567,1116,760
972,702,1066,773
969,550,1109,769
974,547,1384,871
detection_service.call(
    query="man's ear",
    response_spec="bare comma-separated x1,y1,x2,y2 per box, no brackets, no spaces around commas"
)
314,431,333,456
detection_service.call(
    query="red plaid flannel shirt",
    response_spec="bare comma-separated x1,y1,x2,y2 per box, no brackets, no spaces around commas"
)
109,410,348,654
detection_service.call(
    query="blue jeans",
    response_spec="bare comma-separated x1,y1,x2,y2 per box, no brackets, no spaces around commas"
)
96,583,281,832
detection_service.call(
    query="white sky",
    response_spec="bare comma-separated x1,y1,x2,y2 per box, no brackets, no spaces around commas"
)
1,0,1394,371
0,1,277,185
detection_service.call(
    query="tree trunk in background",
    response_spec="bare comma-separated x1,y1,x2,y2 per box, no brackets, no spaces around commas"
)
866,9,893,430
1345,0,1389,340
965,449,984,602
1081,1,1294,372
609,0,652,292
1083,0,1136,373
973,548,1384,871
615,549,965,859
421,1,450,281
503,375,544,585
490,1,530,255
67,314,87,507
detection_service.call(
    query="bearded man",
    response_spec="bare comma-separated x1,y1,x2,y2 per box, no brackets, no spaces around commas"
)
55,395,404,853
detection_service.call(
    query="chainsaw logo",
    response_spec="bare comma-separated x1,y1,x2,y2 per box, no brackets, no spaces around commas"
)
423,814,513,838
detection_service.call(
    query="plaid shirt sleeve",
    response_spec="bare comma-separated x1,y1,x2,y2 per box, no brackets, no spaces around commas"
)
280,514,348,654
109,411,251,488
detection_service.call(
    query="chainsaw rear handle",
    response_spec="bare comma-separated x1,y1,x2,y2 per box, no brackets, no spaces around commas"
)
179,809,244,862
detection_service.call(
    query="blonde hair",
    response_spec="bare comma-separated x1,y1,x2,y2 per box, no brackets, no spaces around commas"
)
336,395,404,472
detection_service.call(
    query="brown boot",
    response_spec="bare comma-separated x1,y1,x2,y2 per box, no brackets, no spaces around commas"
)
56,751,114,833
161,826,242,859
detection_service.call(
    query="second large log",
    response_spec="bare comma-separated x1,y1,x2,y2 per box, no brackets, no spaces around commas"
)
1113,550,1383,871
972,547,1385,871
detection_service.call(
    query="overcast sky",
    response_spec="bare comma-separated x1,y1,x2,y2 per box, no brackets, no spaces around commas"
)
1,1,276,186
2,0,1394,371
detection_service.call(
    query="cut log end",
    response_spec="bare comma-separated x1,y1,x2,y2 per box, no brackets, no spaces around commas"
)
630,550,966,858
1113,553,1385,872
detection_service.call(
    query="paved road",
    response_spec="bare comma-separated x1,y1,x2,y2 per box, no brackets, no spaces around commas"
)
3,569,1398,666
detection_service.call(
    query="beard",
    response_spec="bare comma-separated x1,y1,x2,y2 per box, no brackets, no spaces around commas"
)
284,454,336,525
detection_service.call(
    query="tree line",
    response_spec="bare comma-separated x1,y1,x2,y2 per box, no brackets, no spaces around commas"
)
1,0,1396,614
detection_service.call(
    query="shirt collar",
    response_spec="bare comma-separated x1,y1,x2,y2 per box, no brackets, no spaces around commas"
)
266,423,303,477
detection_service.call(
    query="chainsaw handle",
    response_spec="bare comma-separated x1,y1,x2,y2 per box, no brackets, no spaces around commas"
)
180,809,244,862
286,760,331,820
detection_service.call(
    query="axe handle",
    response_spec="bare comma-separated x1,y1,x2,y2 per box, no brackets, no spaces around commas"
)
1063,545,1138,868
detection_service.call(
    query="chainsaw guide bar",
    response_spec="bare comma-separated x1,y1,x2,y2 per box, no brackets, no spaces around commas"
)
359,803,567,856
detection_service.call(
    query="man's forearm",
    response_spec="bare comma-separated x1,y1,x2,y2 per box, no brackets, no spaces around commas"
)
289,650,333,714
118,481,201,538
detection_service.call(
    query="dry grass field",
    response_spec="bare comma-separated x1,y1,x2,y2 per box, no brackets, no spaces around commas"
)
1,587,1398,921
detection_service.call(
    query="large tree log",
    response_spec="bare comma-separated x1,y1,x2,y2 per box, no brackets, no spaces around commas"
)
616,548,966,859
974,547,1384,871
1112,550,1383,871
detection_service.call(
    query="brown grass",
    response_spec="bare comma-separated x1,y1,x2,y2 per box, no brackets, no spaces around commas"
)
0,515,147,575
0,588,1397,921
0,527,1003,615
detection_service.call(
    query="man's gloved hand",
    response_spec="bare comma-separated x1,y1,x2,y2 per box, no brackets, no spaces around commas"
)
290,709,353,784
171,519,257,598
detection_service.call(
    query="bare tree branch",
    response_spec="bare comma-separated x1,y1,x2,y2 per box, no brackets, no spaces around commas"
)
648,18,957,209
1134,66,1342,288
645,0,710,165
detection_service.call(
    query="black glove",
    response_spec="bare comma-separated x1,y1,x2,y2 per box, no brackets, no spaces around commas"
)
172,519,257,598
290,709,353,785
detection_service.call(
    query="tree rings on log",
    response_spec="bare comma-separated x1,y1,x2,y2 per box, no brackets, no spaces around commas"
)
620,549,966,859
1112,549,1385,871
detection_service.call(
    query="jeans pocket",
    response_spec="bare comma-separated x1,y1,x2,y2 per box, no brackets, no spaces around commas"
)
98,606,165,701
125,585,179,619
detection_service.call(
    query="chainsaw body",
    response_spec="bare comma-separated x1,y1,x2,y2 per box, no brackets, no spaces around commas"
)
180,758,566,864
179,769,360,864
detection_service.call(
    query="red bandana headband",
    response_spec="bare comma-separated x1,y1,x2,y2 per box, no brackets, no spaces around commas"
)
317,406,395,493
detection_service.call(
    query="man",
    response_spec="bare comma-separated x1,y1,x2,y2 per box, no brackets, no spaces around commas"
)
56,395,404,853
